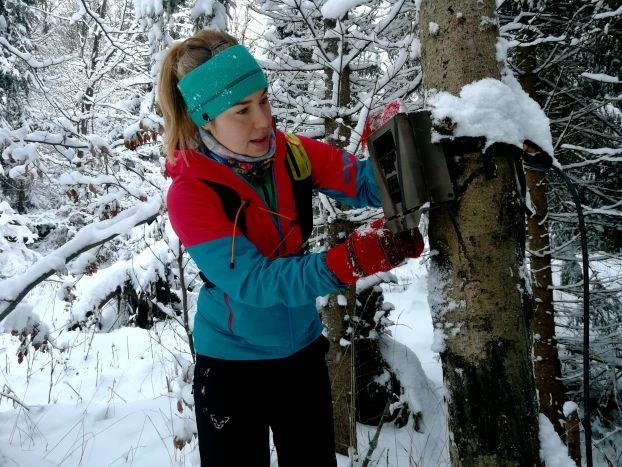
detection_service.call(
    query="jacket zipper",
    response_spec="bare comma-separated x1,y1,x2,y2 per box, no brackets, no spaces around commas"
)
270,165,284,254
235,167,284,255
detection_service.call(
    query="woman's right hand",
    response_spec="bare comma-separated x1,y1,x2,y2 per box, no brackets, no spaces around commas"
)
325,218,424,285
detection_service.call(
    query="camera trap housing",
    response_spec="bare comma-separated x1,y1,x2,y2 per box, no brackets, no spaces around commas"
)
367,111,455,234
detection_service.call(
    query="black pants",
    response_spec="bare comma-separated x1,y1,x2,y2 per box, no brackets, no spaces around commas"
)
193,336,337,467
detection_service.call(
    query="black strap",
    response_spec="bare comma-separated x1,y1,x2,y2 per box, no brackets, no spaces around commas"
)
197,143,313,287
202,180,248,235
284,142,313,244
198,140,313,260
197,180,244,288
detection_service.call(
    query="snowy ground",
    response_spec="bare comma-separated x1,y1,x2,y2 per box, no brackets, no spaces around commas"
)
0,256,581,466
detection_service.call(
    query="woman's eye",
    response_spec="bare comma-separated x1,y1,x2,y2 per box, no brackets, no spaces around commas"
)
236,108,248,115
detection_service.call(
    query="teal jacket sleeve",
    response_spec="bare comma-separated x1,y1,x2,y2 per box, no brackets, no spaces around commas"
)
187,235,343,308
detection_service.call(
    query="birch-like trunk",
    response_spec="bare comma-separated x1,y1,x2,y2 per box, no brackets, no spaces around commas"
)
420,1,541,464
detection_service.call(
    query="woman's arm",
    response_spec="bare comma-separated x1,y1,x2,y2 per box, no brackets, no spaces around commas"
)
187,236,342,307
168,177,344,308
298,135,382,208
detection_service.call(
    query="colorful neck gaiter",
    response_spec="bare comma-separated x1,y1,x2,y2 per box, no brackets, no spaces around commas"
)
199,128,276,179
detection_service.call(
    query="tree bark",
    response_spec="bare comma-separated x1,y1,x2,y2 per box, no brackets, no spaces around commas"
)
420,1,541,465
420,0,498,96
322,17,357,456
565,407,582,466
526,169,566,430
518,44,567,443
324,257,357,455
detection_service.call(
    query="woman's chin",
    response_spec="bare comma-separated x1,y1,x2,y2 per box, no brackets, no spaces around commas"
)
246,142,270,157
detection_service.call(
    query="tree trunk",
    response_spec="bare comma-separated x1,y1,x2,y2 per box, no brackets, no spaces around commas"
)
420,0,498,96
323,17,352,147
565,406,582,466
518,44,567,443
79,0,107,135
420,1,541,465
527,168,566,430
323,17,356,456
323,230,357,455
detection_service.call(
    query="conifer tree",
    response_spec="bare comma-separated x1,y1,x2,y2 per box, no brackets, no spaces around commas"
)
0,0,36,212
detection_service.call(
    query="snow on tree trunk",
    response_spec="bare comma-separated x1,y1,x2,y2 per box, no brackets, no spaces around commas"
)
420,0,541,465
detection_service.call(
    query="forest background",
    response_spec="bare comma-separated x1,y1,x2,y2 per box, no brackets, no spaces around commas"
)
0,0,620,465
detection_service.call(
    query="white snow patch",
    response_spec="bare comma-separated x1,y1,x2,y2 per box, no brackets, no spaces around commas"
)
429,77,554,156
563,401,579,418
538,414,577,467
190,0,215,20
321,0,368,19
133,0,163,18
580,72,620,84
431,327,447,353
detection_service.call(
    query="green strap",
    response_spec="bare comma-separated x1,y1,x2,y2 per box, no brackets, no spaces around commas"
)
284,133,312,181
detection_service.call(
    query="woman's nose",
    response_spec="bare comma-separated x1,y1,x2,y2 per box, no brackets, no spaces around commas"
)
254,105,272,129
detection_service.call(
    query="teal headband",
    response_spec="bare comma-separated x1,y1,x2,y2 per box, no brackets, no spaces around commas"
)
177,44,268,126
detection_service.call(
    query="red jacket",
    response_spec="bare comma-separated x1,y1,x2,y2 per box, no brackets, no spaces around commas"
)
166,129,381,360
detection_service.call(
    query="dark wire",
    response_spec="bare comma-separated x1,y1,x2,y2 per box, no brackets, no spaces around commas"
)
550,165,592,467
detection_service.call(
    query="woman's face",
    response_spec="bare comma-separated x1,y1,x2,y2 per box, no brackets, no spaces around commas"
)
205,88,272,157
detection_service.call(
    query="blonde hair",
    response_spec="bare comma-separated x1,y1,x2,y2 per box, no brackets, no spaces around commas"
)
158,30,238,163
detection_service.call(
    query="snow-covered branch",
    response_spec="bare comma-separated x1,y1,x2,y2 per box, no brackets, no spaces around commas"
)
20,131,90,149
0,387,30,411
594,5,622,19
77,0,143,54
0,37,75,68
507,34,566,49
0,198,163,323
580,72,621,84
561,144,622,168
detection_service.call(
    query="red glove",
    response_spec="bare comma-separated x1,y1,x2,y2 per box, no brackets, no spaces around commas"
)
326,218,424,285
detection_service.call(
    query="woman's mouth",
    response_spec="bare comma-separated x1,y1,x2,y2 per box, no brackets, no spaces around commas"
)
251,136,269,145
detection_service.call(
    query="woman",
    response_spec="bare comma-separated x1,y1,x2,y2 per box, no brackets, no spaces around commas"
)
159,30,423,467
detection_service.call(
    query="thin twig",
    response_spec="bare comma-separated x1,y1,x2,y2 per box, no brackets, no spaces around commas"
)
361,399,392,467
0,390,31,411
